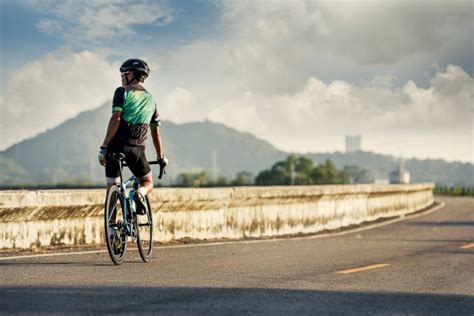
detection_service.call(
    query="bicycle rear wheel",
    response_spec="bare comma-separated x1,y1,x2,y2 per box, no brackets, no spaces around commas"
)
136,196,153,262
104,186,127,265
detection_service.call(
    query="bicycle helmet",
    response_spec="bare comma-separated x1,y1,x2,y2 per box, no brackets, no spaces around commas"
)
120,58,150,82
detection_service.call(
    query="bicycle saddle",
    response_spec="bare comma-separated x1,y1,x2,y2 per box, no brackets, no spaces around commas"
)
109,153,126,161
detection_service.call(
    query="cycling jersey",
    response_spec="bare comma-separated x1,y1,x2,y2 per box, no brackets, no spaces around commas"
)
111,85,160,146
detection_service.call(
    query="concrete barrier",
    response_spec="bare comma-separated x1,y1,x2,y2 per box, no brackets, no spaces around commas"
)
0,184,434,249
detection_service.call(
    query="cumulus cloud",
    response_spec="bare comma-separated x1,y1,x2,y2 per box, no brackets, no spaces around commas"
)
3,0,472,163
0,49,119,149
25,0,173,43
161,87,199,124
224,0,472,65
142,0,472,161
216,0,473,94
208,65,474,162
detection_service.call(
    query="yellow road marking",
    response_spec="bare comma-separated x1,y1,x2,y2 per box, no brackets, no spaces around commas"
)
337,263,391,274
460,243,474,249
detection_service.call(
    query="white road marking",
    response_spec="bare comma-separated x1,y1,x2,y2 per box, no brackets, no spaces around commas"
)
337,263,391,274
0,250,107,261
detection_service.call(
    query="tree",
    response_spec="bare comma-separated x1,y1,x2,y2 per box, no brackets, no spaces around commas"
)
176,171,211,187
342,165,373,184
310,166,324,184
256,156,348,185
256,155,316,185
292,156,315,184
322,160,340,184
255,169,285,185
231,171,254,186
215,176,229,186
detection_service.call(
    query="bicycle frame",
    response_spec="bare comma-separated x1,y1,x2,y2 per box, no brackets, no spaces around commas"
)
105,154,164,264
110,154,164,237
116,159,139,236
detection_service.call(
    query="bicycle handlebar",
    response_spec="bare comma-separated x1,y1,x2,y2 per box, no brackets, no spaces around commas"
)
109,153,166,180
121,160,166,179
149,161,166,179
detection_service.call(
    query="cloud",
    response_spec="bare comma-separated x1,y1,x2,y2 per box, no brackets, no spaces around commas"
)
161,87,198,124
140,1,472,162
3,0,472,163
25,0,173,43
36,19,62,34
0,49,119,150
223,0,472,65
210,0,473,94
208,65,474,162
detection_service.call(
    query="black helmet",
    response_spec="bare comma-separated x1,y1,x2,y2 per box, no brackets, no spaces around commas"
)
120,58,150,80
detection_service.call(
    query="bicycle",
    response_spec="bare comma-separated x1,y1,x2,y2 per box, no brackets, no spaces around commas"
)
104,153,166,265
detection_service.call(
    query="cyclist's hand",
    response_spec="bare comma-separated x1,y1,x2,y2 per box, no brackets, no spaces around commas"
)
98,146,108,166
157,156,168,167
157,156,168,179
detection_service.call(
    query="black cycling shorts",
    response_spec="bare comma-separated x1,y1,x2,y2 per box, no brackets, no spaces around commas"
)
105,139,151,179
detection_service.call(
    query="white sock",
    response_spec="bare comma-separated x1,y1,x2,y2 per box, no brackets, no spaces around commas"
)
138,187,147,196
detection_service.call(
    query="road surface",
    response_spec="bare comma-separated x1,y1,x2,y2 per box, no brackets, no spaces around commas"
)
1,196,473,315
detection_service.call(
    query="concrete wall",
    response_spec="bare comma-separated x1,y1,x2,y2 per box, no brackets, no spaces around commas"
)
0,184,434,249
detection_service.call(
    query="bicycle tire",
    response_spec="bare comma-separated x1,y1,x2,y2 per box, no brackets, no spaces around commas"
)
104,186,127,265
136,195,153,262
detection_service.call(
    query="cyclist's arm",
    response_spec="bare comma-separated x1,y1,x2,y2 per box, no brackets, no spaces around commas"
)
150,103,163,158
151,126,164,159
102,87,125,146
101,112,121,146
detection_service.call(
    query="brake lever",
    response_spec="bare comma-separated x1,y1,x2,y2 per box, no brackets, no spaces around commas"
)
158,165,166,179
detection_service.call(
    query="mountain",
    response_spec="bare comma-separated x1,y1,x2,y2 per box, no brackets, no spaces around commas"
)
0,156,29,185
0,103,286,185
1,103,473,187
309,151,474,186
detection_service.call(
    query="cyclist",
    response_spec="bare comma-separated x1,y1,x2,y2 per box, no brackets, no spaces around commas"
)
98,58,167,215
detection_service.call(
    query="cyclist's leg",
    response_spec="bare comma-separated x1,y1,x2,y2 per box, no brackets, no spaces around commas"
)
105,160,120,191
105,141,122,190
125,145,153,194
138,171,153,194
125,146,152,214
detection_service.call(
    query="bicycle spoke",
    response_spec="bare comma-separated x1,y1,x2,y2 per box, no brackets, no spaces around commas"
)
105,186,127,265
107,204,117,223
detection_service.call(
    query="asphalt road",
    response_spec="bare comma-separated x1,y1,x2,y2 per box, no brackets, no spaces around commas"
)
1,196,473,315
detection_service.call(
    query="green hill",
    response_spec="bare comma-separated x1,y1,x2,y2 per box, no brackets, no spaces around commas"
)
1,103,473,187
0,156,29,185
0,103,286,185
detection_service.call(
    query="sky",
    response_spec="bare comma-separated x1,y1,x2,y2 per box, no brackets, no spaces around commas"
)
0,0,473,163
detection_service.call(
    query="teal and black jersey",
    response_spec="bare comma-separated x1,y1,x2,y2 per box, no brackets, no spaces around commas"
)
111,85,160,146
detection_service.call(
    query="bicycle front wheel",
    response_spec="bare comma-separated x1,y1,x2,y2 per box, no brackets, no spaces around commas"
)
104,186,127,265
136,195,153,262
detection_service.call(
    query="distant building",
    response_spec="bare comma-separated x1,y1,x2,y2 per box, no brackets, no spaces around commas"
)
389,160,410,184
345,135,361,153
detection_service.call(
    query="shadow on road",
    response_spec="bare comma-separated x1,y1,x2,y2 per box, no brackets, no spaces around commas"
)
1,286,473,315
